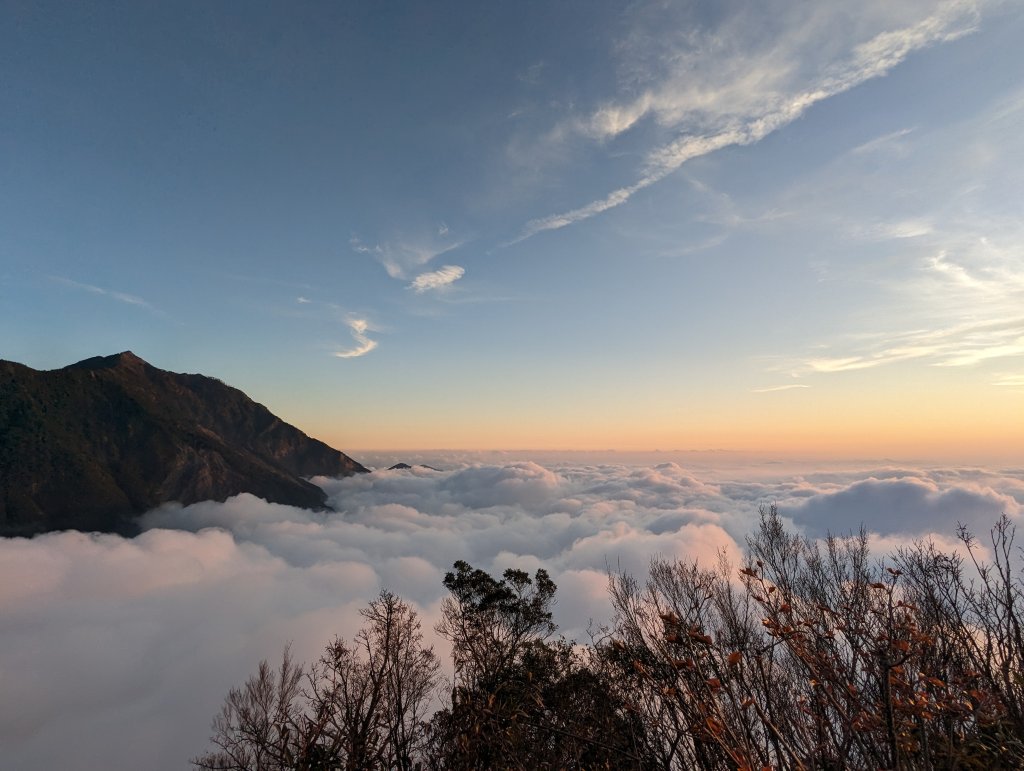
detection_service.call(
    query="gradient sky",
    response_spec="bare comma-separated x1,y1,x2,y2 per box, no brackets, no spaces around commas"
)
2,1,1022,458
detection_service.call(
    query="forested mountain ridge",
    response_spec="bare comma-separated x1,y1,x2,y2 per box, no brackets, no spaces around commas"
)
0,351,367,535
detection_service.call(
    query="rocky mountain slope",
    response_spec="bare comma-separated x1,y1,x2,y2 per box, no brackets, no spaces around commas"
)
0,352,367,535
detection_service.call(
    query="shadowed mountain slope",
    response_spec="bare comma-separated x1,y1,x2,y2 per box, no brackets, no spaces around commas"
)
0,352,367,535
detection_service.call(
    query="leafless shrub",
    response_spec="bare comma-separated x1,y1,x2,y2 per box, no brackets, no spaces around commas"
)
194,591,439,771
196,512,1024,770
602,505,1024,770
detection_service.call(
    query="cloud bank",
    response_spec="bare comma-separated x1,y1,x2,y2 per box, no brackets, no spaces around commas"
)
2,457,1021,770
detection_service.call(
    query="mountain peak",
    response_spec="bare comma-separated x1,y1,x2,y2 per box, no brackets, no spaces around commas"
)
1,353,369,535
65,350,149,372
115,350,145,364
387,462,442,472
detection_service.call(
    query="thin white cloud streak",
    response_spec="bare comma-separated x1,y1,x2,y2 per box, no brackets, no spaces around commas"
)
869,219,934,240
850,126,917,155
514,1,980,242
992,374,1024,387
49,275,159,313
926,244,1024,299
512,133,732,243
410,265,465,293
753,384,811,393
334,317,378,358
2,459,1023,770
796,317,1024,375
805,346,941,374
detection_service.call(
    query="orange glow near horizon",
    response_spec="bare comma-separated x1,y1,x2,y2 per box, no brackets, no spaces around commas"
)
310,385,1022,465
263,350,1024,467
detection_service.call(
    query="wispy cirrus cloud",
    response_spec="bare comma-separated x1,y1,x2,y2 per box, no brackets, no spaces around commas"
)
797,317,1024,375
753,384,811,393
351,232,465,281
50,275,161,313
334,317,378,359
747,63,1024,387
758,94,1024,383
410,265,465,293
514,0,981,242
850,126,917,156
924,244,1024,300
858,219,934,241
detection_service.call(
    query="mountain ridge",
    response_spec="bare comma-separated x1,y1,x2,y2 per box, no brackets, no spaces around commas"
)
0,352,368,535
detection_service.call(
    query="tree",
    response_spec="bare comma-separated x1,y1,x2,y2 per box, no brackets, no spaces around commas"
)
428,561,646,770
435,560,557,691
193,591,439,771
895,515,1024,766
192,645,310,771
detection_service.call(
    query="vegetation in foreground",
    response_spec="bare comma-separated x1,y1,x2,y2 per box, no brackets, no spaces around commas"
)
193,507,1024,770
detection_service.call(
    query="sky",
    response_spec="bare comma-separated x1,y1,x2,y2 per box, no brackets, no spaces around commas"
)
5,7,1024,765
3,0,1023,459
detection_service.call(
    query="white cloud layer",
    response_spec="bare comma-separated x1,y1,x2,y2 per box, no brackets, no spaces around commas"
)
2,457,1022,770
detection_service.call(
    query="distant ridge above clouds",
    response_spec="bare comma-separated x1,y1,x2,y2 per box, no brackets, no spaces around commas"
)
0,352,368,536
387,462,442,472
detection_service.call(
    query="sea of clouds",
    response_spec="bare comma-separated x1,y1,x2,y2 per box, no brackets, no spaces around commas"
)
2,452,1022,770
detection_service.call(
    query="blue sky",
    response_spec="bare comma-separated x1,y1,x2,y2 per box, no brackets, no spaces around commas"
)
2,0,1023,456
